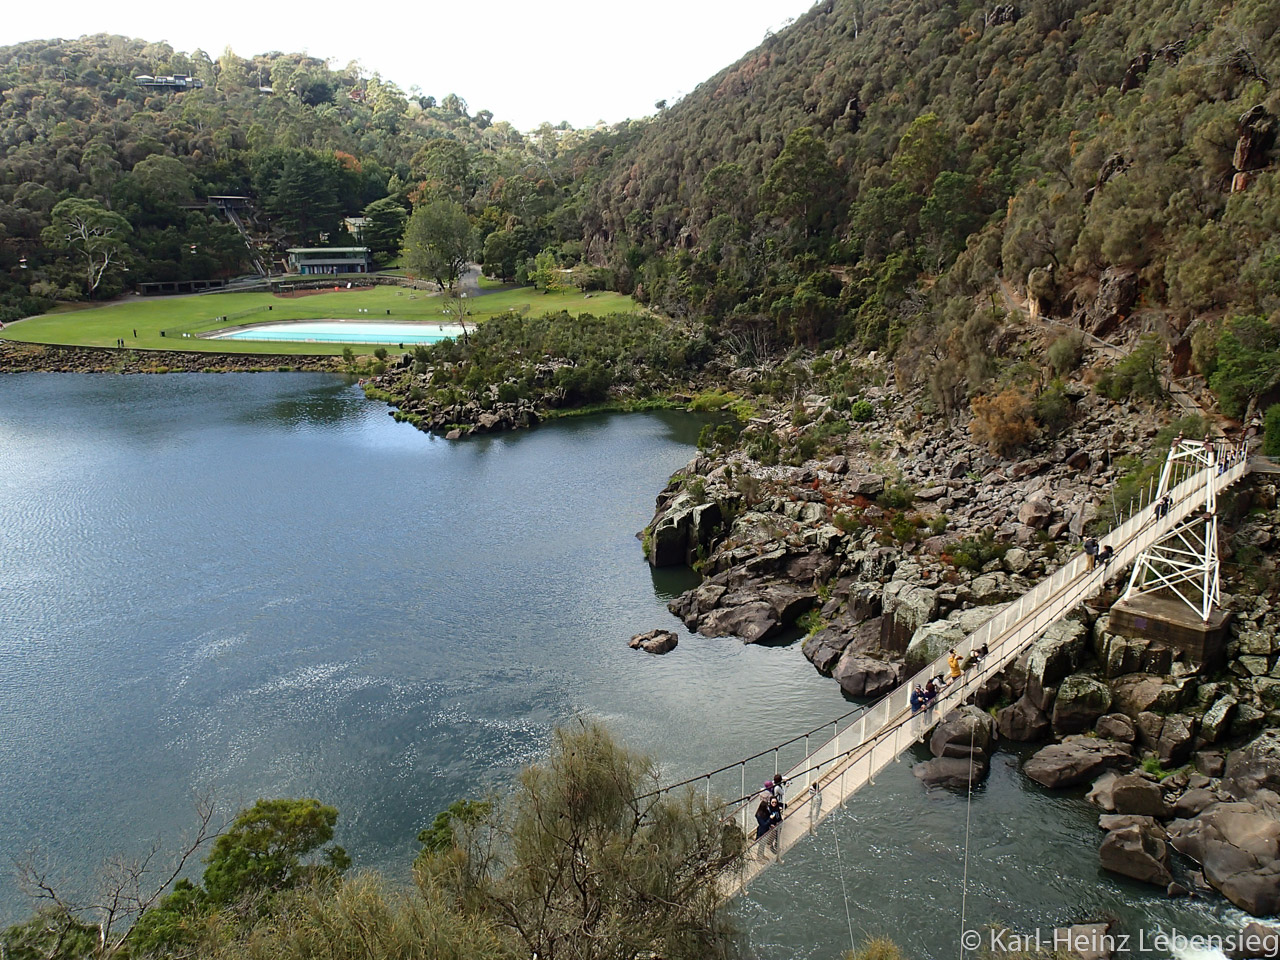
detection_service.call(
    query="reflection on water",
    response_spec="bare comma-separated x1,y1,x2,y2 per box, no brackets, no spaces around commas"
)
0,374,1246,955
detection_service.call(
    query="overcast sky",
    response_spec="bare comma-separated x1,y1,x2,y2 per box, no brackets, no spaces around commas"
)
2,0,817,129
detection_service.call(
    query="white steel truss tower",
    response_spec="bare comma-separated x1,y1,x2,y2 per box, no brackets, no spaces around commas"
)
1120,438,1233,622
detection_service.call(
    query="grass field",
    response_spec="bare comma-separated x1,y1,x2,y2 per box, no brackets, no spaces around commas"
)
3,286,637,356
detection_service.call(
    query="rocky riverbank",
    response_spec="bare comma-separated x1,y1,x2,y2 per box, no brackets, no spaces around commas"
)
0,340,341,373
641,338,1280,922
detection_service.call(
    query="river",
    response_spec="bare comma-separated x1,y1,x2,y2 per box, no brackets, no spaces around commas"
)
0,373,1244,957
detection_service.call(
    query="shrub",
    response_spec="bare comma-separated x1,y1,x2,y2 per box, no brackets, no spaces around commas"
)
1096,335,1165,403
1046,331,1084,377
1265,405,1280,458
950,532,1008,570
833,511,865,536
1209,315,1280,419
373,346,388,361
850,398,874,422
1033,379,1072,434
970,388,1038,455
690,389,755,421
878,482,915,509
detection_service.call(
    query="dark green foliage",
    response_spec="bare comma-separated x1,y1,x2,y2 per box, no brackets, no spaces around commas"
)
402,200,474,291
1034,379,1073,434
1,909,99,960
1209,315,1280,418
1096,336,1165,403
417,799,493,856
878,482,914,510
850,399,874,422
1265,405,1280,457
361,197,408,262
203,798,348,906
1046,332,1085,378
950,533,1008,571
381,311,706,419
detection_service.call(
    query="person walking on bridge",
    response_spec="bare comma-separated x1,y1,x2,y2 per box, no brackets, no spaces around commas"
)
1084,536,1099,571
766,797,782,854
808,781,823,833
947,649,963,683
754,796,773,850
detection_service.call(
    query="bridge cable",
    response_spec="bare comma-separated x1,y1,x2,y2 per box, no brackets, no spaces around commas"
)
957,711,976,960
831,813,856,957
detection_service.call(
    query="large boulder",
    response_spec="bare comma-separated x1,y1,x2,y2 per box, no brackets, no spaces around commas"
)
1109,674,1186,718
1052,674,1113,735
628,629,678,654
1099,822,1173,887
914,756,989,790
1201,695,1238,745
904,619,965,674
1168,802,1280,915
1224,730,1280,802
832,653,901,698
1026,620,1088,710
881,581,939,654
1109,773,1172,819
1024,736,1135,789
929,705,997,760
1157,714,1197,767
1018,497,1053,529
1226,921,1280,960
970,571,1021,604
997,696,1051,742
698,602,780,643
1095,713,1137,743
1087,771,1122,812
648,497,695,566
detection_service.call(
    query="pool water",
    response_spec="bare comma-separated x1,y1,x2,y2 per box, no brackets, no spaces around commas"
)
212,321,464,344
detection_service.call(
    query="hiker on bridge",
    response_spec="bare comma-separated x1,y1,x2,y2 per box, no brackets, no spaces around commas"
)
947,649,963,683
1098,544,1114,568
910,684,927,714
808,781,823,832
772,775,788,809
1084,536,1099,571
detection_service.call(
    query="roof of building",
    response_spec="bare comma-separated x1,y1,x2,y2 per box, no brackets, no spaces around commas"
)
287,247,370,254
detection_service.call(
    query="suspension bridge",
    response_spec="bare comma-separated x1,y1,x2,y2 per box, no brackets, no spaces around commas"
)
643,438,1265,897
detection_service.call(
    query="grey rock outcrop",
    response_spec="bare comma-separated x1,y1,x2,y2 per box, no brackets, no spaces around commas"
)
1052,674,1113,735
1026,619,1088,710
1100,821,1173,887
628,629,678,654
1169,802,1280,915
997,696,1051,742
832,652,901,698
1024,736,1134,789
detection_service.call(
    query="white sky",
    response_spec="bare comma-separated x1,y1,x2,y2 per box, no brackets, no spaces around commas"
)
2,0,817,129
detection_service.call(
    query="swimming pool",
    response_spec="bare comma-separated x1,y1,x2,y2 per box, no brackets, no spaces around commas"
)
211,321,465,344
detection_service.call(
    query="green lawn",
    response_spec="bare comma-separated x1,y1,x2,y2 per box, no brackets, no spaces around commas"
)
3,286,637,355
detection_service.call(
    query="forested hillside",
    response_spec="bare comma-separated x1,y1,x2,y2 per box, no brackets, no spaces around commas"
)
3,2,1280,415
559,0,1280,412
0,35,596,317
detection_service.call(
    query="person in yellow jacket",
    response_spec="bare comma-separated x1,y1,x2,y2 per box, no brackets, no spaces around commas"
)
947,649,963,682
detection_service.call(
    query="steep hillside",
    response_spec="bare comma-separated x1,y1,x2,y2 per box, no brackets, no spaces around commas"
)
567,0,1280,408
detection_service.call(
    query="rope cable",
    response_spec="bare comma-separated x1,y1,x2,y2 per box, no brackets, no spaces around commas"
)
831,813,856,957
958,708,977,960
